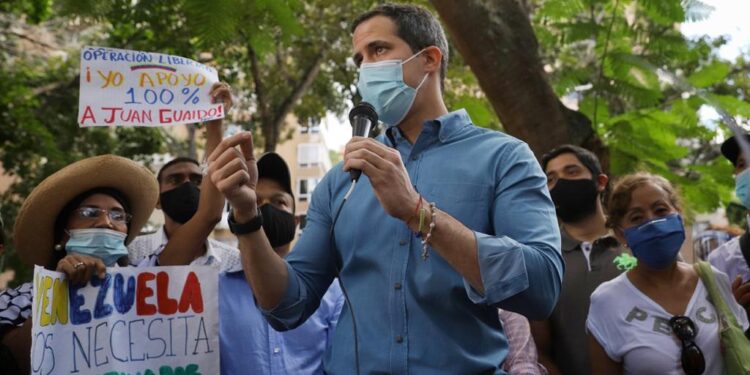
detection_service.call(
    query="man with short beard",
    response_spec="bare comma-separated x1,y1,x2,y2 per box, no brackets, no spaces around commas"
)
531,145,626,375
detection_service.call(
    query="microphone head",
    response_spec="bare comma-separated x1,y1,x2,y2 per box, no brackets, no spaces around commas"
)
349,102,378,126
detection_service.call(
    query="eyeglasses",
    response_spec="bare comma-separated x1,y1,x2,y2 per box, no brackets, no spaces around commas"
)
73,207,132,224
669,316,705,375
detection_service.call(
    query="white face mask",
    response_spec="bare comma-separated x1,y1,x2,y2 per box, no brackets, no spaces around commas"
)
356,49,430,127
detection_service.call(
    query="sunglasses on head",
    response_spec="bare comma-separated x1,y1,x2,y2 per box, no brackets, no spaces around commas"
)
669,315,705,375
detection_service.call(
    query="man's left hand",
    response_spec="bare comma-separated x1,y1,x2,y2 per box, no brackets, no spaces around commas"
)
343,137,419,221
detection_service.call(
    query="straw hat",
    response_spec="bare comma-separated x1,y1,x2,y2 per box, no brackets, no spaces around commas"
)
14,154,158,266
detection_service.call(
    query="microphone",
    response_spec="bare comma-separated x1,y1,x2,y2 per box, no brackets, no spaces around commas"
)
348,102,378,181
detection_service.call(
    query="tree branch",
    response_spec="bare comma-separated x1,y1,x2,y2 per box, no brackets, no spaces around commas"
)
4,29,58,50
267,50,325,151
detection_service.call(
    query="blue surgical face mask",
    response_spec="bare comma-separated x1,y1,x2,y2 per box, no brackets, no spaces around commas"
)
735,168,750,208
356,50,430,127
65,228,128,266
623,213,685,270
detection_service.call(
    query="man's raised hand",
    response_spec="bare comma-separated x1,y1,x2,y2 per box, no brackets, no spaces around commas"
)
207,131,259,222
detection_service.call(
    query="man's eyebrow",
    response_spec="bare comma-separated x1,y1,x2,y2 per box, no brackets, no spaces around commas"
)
352,40,391,66
272,192,293,202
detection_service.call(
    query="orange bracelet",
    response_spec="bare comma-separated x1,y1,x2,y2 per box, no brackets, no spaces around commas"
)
406,195,423,229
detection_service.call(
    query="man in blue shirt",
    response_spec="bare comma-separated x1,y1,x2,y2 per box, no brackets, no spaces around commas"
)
206,3,563,374
219,153,343,375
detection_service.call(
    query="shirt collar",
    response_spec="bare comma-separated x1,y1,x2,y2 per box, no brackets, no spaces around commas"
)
160,226,222,265
560,226,619,252
385,109,473,146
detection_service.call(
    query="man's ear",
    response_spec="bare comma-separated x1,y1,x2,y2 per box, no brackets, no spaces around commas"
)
596,174,609,193
421,46,442,74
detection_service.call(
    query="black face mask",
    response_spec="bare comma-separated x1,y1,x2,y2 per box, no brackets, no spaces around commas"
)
260,204,296,248
550,178,599,223
160,182,200,224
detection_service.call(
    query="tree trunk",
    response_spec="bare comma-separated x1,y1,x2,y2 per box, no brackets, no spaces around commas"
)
430,0,599,160
267,51,325,151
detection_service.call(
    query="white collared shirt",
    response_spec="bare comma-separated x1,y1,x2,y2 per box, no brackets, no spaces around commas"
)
128,226,242,273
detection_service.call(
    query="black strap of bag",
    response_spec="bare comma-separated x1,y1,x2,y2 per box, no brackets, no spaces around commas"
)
738,230,750,269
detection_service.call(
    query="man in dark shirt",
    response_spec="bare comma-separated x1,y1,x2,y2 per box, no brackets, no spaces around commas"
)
531,145,626,375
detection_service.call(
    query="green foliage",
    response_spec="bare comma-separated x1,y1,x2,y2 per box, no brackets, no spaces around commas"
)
534,0,748,215
687,61,731,88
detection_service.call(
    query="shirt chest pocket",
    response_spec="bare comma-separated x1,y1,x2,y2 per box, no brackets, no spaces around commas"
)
425,182,492,231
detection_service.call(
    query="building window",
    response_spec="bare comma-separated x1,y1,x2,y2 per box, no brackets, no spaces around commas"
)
297,143,325,168
300,117,321,134
298,178,321,202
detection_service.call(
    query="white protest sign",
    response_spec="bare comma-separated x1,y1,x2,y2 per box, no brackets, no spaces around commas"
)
30,265,219,375
78,46,223,127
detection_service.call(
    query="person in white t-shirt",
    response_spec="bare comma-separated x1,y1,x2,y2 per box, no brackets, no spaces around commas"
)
587,172,749,375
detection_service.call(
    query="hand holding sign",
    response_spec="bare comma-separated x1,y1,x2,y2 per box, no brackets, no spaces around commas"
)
56,253,106,286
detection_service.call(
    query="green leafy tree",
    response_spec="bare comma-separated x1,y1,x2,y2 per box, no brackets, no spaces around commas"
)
431,0,749,214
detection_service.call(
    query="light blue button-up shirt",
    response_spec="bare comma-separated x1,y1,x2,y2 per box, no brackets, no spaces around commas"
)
219,271,344,375
263,109,564,374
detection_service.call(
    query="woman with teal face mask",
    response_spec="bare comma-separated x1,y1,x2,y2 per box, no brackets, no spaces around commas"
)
0,154,158,374
587,172,749,375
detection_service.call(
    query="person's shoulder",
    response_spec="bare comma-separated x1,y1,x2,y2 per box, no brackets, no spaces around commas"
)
466,125,526,149
128,229,163,248
590,272,629,303
207,238,242,272
708,236,741,261
208,238,238,253
127,229,165,263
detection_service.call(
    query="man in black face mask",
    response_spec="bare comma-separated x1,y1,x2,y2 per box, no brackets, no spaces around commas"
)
530,145,626,375
128,156,241,272
218,152,344,375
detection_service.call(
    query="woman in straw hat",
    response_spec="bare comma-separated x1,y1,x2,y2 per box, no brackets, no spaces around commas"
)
0,154,158,374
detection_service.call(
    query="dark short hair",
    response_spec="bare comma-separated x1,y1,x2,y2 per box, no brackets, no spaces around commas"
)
157,157,199,183
352,3,449,91
541,144,602,177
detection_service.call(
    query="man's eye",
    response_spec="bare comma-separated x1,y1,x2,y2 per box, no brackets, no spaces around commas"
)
375,46,386,55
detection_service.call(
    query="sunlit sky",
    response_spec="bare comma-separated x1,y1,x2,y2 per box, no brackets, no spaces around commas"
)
324,0,750,151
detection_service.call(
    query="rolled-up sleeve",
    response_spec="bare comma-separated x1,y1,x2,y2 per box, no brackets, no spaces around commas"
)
464,142,563,320
260,169,340,331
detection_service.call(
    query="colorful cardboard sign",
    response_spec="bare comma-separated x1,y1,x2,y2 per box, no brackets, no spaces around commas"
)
31,265,219,375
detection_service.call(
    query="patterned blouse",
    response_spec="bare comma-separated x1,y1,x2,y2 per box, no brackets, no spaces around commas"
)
0,282,33,328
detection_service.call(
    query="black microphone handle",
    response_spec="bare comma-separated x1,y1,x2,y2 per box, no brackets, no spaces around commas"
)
350,169,363,181
349,116,372,181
